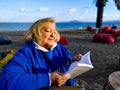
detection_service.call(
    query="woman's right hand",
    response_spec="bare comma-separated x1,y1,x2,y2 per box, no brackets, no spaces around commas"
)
50,72,70,86
72,54,82,62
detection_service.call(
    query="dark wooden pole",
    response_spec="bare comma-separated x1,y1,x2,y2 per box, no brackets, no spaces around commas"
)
96,0,106,33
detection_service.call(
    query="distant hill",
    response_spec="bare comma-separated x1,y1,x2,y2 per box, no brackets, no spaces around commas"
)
59,20,83,23
59,20,120,23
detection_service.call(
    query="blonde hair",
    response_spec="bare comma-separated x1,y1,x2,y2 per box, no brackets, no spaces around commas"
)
25,17,60,42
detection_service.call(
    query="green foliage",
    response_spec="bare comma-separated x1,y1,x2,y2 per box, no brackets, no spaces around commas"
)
114,0,120,10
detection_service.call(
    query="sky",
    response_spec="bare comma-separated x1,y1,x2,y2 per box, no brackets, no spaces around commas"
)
0,0,120,22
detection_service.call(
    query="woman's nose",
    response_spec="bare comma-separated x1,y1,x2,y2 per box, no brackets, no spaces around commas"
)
50,32,54,37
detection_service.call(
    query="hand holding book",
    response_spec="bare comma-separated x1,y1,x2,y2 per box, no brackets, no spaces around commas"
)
65,51,94,78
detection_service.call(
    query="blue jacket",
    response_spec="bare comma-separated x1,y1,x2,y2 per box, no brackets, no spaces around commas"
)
0,40,75,90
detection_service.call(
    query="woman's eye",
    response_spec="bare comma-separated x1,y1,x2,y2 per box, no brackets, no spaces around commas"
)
45,29,50,32
44,29,56,33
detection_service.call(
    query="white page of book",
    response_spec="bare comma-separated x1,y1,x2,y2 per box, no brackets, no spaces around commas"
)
65,51,94,78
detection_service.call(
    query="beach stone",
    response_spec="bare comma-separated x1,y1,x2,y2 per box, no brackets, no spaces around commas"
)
0,35,12,44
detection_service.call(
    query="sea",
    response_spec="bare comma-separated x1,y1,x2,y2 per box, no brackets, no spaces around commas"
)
0,21,120,31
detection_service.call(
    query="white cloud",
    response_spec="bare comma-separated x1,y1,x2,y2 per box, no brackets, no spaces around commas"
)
115,13,120,18
69,8,77,14
20,8,29,12
39,8,49,11
103,13,108,17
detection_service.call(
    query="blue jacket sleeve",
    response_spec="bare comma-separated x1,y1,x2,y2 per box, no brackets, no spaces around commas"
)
0,48,50,90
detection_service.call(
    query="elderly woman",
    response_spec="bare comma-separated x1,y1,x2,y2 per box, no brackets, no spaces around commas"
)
0,17,82,90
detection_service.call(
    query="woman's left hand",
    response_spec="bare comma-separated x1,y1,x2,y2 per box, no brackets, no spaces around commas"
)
72,54,82,62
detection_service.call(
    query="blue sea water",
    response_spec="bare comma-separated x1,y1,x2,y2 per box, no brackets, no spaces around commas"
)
0,22,120,31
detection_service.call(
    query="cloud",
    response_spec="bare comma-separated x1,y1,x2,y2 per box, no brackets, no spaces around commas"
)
69,8,77,14
39,8,50,11
103,13,108,17
20,8,29,12
115,13,120,18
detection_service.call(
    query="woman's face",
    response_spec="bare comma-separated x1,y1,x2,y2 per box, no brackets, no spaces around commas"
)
38,22,56,49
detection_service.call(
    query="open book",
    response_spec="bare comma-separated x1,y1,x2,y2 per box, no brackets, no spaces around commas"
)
65,51,94,78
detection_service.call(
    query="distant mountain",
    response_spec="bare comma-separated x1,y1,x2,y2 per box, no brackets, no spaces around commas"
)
57,20,120,24
59,20,120,23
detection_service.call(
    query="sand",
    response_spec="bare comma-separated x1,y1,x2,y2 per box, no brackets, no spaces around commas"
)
0,29,120,89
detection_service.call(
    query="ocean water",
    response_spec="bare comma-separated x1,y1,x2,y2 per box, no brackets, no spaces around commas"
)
0,22,120,31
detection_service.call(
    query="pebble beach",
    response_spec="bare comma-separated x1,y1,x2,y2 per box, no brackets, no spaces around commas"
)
0,28,120,90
